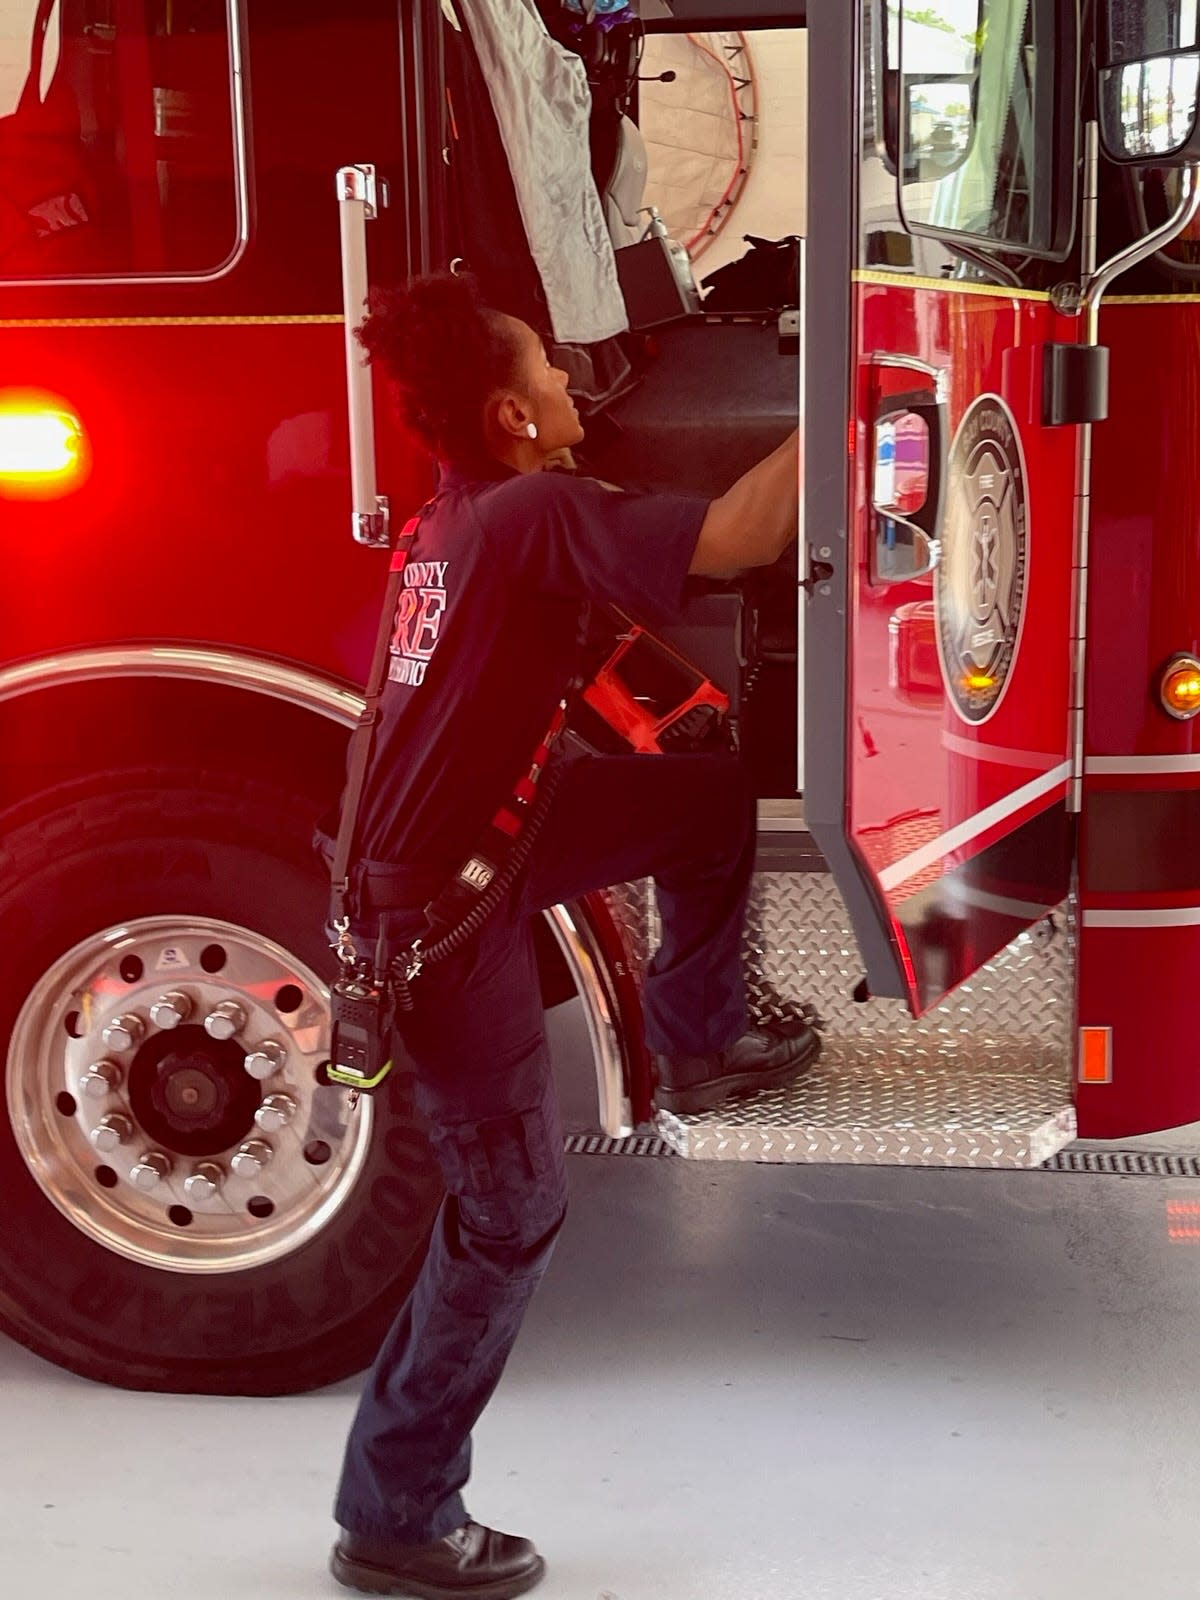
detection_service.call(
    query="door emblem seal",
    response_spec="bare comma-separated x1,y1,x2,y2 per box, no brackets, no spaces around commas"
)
935,393,1029,724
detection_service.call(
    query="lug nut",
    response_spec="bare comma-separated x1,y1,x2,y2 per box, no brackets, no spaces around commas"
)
183,1162,224,1202
79,1059,123,1099
129,1151,171,1190
90,1113,133,1153
102,1013,144,1052
244,1040,286,1081
254,1093,297,1133
204,1001,246,1041
230,1140,273,1180
150,991,191,1030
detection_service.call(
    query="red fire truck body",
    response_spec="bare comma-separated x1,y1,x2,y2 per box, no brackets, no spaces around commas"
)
1078,295,1200,1138
2,0,1199,1392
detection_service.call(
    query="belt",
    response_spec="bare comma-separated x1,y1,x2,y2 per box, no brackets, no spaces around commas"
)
314,831,446,916
353,859,449,916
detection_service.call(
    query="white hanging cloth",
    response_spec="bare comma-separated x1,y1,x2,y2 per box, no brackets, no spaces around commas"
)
460,0,629,346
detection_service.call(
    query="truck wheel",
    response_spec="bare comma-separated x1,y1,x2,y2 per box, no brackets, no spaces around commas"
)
0,769,444,1395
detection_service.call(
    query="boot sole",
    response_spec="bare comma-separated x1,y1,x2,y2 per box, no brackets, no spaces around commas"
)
655,1031,821,1117
330,1546,546,1599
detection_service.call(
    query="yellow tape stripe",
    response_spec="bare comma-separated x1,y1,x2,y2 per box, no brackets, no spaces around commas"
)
1104,292,1200,306
3,290,1196,331
0,314,344,327
854,269,1200,307
852,269,1051,302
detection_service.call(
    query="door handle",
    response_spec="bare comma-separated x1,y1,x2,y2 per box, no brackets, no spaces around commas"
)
867,377,947,587
336,164,390,548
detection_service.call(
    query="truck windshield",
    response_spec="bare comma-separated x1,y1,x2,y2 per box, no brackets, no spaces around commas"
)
897,0,1065,256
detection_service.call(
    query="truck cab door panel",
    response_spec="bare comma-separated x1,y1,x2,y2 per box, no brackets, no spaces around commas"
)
803,4,1080,1015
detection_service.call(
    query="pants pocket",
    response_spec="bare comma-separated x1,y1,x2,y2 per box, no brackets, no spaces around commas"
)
430,1093,569,1315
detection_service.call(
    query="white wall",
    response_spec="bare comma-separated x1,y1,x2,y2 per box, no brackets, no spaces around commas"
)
0,0,60,115
639,26,807,281
696,27,807,277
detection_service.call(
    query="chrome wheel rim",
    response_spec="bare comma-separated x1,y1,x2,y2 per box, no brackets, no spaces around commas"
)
7,915,372,1275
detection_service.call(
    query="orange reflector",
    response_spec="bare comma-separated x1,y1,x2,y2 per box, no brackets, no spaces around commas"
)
1167,1202,1200,1243
0,393,87,495
1160,654,1200,720
1078,1026,1112,1085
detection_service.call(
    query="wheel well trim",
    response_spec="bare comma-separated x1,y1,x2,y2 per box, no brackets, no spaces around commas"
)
0,645,364,727
547,894,650,1138
1,650,652,1134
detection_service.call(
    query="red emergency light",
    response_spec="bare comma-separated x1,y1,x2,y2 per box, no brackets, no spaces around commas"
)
0,393,88,496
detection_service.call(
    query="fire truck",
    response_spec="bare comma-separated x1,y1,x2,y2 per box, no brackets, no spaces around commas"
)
1,0,1198,1395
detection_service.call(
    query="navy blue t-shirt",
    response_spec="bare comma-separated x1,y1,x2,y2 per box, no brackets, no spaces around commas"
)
356,463,709,870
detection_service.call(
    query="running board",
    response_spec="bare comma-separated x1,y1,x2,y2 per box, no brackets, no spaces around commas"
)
655,1055,1075,1168
627,867,1076,1170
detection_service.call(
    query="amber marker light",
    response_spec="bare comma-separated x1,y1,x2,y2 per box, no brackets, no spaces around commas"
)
0,393,88,496
962,671,996,692
1160,653,1200,720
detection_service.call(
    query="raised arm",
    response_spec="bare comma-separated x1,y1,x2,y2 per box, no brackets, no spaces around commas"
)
689,428,800,576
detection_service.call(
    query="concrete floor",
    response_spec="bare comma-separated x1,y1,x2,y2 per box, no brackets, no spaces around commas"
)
5,1122,1200,1600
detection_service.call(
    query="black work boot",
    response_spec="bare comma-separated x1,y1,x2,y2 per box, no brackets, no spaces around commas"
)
330,1520,545,1599
654,1016,821,1115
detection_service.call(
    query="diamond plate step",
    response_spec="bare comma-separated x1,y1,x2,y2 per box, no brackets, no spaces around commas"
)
617,864,1075,1170
655,1053,1076,1168
561,1134,1200,1178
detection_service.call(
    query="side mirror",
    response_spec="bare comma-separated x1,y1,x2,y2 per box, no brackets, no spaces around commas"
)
902,77,976,179
1100,2,1200,164
872,1,980,182
870,392,945,587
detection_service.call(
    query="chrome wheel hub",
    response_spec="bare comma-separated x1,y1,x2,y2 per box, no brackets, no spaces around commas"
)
7,915,372,1275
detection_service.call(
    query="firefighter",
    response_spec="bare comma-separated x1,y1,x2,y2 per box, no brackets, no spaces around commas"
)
326,271,817,1599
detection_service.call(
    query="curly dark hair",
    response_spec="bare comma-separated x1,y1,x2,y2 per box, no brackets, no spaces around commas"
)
355,272,523,465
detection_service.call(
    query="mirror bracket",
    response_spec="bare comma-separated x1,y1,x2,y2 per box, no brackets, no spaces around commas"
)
1083,165,1200,339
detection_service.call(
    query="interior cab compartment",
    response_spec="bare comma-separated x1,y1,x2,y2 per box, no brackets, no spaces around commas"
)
434,2,804,797
581,313,800,795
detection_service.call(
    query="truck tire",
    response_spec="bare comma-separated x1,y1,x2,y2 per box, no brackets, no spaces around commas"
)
0,768,444,1395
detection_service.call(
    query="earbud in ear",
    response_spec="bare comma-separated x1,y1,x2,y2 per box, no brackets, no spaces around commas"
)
526,422,539,440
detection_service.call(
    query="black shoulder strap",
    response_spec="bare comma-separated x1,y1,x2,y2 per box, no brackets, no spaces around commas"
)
329,514,423,951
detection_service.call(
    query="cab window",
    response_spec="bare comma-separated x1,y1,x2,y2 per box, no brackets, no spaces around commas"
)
895,0,1075,258
0,0,244,281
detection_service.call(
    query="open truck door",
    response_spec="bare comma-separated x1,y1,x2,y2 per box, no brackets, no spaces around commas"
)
805,1,1083,1016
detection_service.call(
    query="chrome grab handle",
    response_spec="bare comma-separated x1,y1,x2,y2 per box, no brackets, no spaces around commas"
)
336,164,390,548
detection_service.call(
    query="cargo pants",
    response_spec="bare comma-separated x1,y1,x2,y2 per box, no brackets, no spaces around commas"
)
334,748,755,1543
